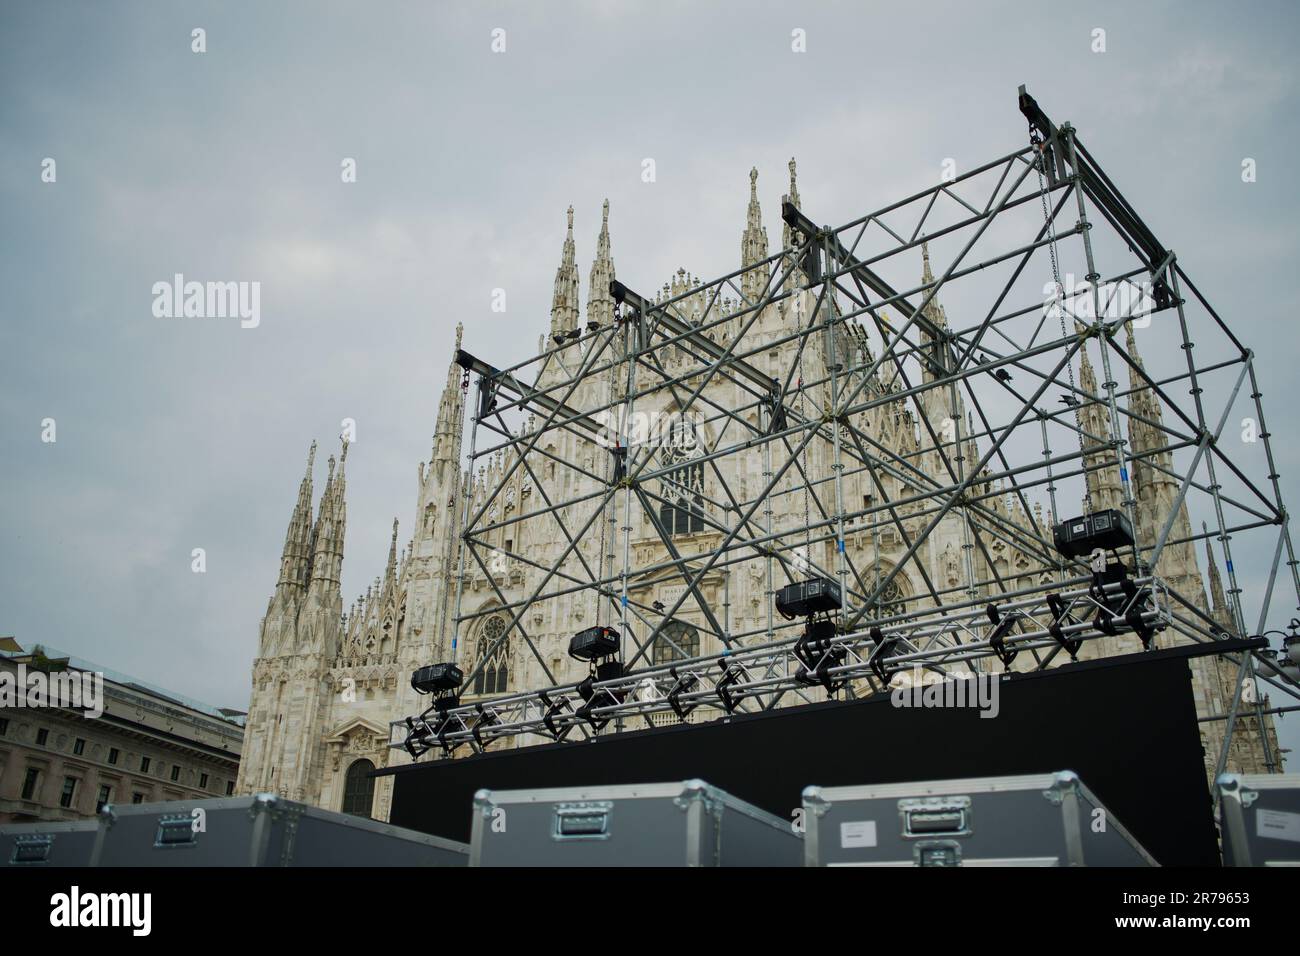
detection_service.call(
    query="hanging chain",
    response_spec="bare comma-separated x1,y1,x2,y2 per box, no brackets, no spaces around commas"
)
796,296,813,574
1032,128,1091,514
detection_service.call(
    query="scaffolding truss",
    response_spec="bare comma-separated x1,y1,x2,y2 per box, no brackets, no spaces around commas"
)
393,87,1300,763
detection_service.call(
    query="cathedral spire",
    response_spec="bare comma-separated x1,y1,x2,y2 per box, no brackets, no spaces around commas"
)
741,167,769,303
587,199,615,329
308,439,348,593
379,516,400,608
386,517,399,578
919,239,947,329
277,441,317,590
431,323,466,474
781,157,801,251
1203,521,1231,626
781,157,805,297
551,205,580,334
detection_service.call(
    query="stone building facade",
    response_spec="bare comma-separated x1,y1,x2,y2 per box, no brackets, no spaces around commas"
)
236,162,1281,820
0,643,244,824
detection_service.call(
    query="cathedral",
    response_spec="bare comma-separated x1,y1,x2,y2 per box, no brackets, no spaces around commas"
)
235,161,1280,820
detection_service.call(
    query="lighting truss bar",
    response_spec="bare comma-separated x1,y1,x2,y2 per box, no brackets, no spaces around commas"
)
611,280,782,402
393,575,1175,755
455,347,606,439
781,201,948,352
1017,84,1174,308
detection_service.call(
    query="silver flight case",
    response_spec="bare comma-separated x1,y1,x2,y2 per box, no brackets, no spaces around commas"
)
0,818,101,867
91,793,468,866
1217,772,1300,866
470,779,803,867
802,770,1156,867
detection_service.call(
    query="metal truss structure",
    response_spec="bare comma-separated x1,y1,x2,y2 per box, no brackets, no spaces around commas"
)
393,87,1300,770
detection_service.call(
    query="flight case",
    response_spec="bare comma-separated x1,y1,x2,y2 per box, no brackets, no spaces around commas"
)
1217,772,1300,866
802,770,1156,866
0,818,100,866
91,793,468,866
470,779,802,867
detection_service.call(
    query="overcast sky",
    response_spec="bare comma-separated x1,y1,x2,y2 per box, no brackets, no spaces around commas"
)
2,0,1298,762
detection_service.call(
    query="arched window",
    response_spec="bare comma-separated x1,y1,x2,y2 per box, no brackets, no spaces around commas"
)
342,759,375,818
653,619,700,665
473,615,509,695
658,416,706,536
868,567,908,617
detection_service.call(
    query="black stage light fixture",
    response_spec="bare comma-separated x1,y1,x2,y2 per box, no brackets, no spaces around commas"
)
715,658,746,714
775,577,842,619
402,717,430,760
793,617,847,695
471,703,498,753
411,662,464,695
570,626,621,661
1086,561,1162,649
1044,592,1083,659
575,664,626,731
985,604,1021,668
539,690,574,741
665,667,700,720
1053,509,1134,559
866,625,897,686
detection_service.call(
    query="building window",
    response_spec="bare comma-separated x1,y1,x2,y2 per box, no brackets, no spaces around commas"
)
170,765,181,782
226,781,235,796
472,615,509,695
21,768,39,801
132,793,145,804
658,416,705,536
73,738,86,756
199,773,209,790
96,785,112,812
868,566,908,617
60,776,78,809
36,728,48,746
108,748,119,766
342,759,376,818
140,756,151,773
653,619,700,665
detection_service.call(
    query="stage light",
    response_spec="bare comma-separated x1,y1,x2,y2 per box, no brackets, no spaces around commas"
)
411,662,464,695
1053,509,1134,559
666,668,700,720
715,658,747,713
775,577,842,619
575,660,625,730
867,626,897,685
1045,592,1083,658
539,690,574,741
402,717,431,760
793,617,847,694
569,626,621,661
985,604,1021,668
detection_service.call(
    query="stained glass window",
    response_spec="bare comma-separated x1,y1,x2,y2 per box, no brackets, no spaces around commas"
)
473,615,510,695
